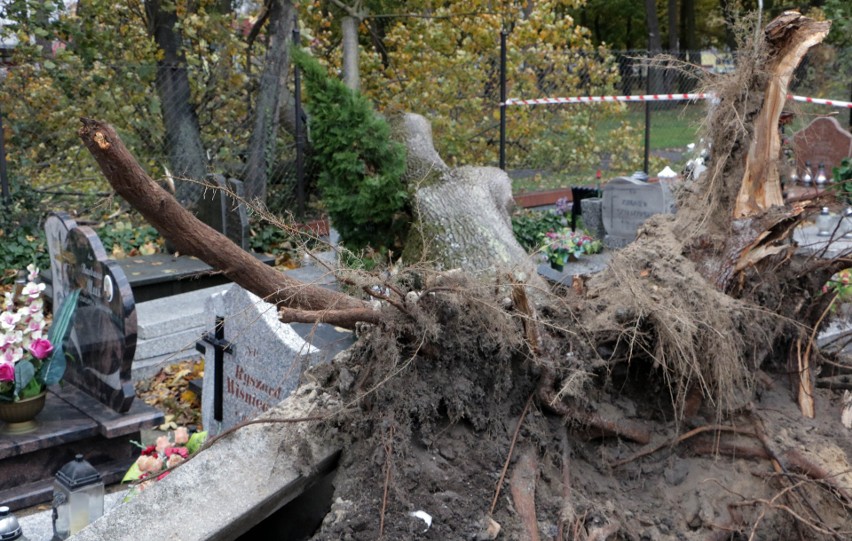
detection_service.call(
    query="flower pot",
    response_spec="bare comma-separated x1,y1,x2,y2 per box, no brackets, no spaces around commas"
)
0,391,47,434
550,261,564,272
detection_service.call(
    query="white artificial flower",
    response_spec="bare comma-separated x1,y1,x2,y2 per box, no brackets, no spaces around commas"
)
26,264,39,282
1,346,24,364
21,281,46,299
0,311,21,331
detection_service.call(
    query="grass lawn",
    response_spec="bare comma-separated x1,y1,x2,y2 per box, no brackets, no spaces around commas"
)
510,104,705,193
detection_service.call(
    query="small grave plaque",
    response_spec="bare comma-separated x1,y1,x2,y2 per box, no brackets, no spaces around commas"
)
793,117,852,178
602,177,674,248
199,286,320,434
45,213,137,412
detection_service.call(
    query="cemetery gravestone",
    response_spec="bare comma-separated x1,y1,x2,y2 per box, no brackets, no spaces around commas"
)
198,286,322,434
45,213,137,413
792,116,852,179
196,174,250,250
601,176,675,248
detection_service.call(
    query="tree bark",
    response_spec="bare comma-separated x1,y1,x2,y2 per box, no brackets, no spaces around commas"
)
144,0,208,208
78,118,378,329
341,15,360,91
644,0,664,94
734,13,831,217
395,114,541,283
244,0,295,204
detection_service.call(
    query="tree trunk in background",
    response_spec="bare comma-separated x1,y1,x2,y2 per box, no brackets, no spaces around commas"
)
341,15,360,91
396,114,543,285
720,0,738,51
667,0,678,51
145,0,208,209
681,0,696,51
644,0,664,94
244,0,295,204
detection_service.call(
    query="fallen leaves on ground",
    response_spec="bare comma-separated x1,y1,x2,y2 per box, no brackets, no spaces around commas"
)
136,359,205,430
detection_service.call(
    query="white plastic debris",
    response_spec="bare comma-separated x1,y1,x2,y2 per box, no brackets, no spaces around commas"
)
657,166,678,178
409,510,432,532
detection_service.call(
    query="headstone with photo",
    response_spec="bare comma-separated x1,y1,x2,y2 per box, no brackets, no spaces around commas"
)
0,216,161,511
45,213,138,413
792,117,852,179
601,176,675,248
198,285,331,435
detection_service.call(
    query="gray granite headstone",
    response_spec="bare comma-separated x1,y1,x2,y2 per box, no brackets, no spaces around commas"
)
602,177,675,248
204,174,249,250
45,213,138,412
792,117,852,180
199,285,322,435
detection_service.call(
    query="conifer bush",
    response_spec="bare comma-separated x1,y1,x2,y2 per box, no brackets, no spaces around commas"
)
291,47,408,253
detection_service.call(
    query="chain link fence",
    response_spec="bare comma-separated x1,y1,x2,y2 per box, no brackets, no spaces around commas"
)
501,44,851,191
0,37,849,213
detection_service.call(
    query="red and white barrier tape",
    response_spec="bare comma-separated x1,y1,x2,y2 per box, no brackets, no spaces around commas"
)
505,93,707,105
505,93,852,109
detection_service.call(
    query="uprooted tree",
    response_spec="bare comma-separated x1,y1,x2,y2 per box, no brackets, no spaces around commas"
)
79,12,852,540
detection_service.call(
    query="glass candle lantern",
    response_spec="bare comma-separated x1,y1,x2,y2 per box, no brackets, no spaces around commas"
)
52,455,104,540
816,162,828,186
0,506,24,540
802,161,813,186
816,207,833,237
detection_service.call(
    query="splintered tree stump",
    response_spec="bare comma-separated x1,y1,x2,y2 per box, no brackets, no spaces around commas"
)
734,12,831,218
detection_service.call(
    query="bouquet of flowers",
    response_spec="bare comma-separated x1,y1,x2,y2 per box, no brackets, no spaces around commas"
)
123,427,207,493
541,228,603,270
0,265,80,402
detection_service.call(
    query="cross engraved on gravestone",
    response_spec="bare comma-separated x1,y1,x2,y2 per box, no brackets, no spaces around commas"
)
793,117,852,179
601,176,675,248
45,214,137,412
199,285,321,434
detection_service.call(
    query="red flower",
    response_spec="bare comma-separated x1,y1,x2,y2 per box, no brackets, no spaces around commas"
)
140,445,157,456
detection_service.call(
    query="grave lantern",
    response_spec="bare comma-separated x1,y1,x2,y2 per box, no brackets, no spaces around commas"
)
51,455,104,540
0,506,24,540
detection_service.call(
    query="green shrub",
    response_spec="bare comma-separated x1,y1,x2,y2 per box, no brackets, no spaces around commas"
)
0,185,49,282
291,46,408,254
97,221,161,256
511,209,564,252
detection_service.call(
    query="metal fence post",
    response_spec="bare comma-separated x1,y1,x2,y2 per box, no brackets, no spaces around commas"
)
293,14,305,218
643,58,652,175
499,29,507,171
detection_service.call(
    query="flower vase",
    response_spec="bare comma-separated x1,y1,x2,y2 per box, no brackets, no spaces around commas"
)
0,391,47,434
550,261,564,272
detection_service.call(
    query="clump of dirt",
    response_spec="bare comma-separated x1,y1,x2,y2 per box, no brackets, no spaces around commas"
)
304,281,852,540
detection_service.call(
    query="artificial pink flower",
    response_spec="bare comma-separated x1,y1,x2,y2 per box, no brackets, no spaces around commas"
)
155,435,170,455
165,446,188,459
166,453,185,469
0,362,14,382
28,338,53,360
136,455,161,474
173,426,189,445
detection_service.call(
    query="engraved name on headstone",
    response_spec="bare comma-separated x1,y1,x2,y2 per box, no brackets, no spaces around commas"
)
199,286,321,434
601,177,674,248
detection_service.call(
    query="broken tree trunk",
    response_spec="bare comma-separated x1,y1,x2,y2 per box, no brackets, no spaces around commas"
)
78,118,380,330
394,113,542,283
734,13,831,218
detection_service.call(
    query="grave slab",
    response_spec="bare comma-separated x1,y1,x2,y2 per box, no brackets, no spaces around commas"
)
70,386,341,541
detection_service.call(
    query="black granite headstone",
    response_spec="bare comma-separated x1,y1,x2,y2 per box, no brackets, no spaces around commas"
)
45,213,137,413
